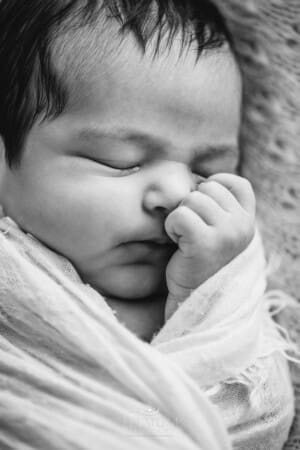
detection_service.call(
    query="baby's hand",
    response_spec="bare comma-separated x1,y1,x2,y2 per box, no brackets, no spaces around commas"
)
164,173,256,319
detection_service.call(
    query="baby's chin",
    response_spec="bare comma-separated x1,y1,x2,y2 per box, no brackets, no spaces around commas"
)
85,264,168,301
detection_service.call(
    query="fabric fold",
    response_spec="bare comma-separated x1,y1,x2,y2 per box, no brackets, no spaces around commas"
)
0,216,296,449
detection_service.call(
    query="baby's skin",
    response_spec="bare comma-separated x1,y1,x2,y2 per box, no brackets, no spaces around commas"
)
109,172,256,338
0,22,246,342
165,172,255,320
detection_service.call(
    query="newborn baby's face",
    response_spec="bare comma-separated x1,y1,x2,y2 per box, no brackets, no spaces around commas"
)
0,35,241,301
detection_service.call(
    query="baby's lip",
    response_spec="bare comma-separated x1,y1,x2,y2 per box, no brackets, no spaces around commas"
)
151,237,174,245
117,240,175,265
123,231,175,246
124,237,174,246
142,236,175,246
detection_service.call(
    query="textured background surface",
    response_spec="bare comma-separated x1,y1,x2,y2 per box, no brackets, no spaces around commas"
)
212,0,300,301
210,1,300,447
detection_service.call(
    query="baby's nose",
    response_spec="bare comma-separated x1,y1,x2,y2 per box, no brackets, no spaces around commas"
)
142,162,194,216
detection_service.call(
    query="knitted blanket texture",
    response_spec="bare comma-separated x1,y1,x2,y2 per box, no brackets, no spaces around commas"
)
208,3,300,447
212,0,300,301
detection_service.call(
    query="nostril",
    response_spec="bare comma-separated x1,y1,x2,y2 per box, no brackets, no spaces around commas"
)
143,185,183,215
143,163,194,214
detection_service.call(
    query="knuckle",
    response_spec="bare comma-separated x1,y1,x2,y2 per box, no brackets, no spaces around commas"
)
239,177,254,194
186,190,201,201
167,205,187,223
198,180,218,193
181,191,202,208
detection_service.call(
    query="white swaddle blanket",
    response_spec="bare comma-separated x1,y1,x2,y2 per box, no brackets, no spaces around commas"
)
0,216,296,449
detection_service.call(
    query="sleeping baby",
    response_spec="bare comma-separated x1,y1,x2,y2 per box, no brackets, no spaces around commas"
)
0,1,295,449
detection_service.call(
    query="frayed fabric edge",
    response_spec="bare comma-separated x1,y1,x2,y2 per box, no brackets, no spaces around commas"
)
207,289,300,406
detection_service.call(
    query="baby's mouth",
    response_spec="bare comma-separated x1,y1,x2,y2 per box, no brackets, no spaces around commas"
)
119,239,176,262
129,239,175,250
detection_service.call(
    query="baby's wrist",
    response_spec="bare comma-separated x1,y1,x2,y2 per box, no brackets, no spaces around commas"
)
167,281,196,301
165,288,195,320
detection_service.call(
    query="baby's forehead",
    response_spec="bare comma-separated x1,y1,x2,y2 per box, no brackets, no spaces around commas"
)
52,20,233,110
52,17,117,91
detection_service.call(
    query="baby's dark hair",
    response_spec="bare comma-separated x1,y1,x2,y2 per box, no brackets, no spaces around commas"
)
0,0,229,167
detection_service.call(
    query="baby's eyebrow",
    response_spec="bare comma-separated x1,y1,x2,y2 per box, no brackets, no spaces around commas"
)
74,127,167,154
192,144,239,161
74,126,238,158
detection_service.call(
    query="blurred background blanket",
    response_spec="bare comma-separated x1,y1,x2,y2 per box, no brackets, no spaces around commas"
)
208,3,300,447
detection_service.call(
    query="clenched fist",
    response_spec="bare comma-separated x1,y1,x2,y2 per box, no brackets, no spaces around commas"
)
164,173,256,320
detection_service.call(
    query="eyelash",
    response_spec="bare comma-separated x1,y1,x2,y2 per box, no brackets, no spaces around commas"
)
83,156,141,175
117,166,140,175
82,155,212,178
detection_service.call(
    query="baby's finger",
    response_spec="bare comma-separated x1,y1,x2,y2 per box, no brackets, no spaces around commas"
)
206,173,256,216
181,191,226,225
165,205,208,244
197,180,241,213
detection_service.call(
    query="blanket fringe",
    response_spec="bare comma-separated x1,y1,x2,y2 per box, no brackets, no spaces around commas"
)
217,289,300,408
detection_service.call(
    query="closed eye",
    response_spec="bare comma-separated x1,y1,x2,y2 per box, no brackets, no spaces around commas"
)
79,155,141,175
